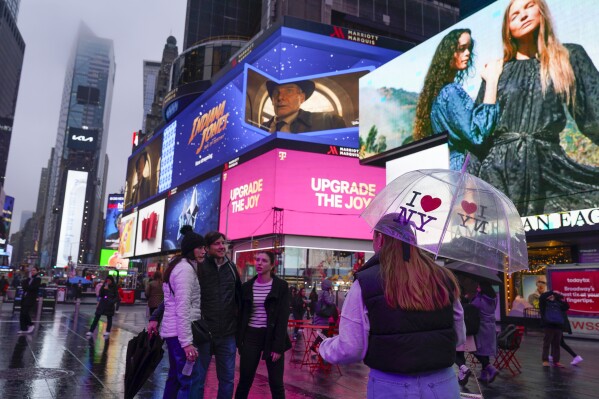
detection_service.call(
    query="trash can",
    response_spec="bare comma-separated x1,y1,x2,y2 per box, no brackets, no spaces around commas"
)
42,288,58,313
121,289,135,305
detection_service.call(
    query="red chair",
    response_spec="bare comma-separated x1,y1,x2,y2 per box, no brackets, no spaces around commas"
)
494,325,524,376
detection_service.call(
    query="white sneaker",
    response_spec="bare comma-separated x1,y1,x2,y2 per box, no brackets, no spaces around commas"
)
548,355,553,362
85,331,93,337
26,325,35,334
571,355,583,366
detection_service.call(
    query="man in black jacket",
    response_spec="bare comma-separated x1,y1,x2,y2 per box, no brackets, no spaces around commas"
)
18,266,41,334
196,231,241,399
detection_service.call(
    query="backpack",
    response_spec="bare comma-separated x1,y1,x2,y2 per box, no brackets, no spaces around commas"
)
544,300,565,325
463,303,480,336
497,324,519,350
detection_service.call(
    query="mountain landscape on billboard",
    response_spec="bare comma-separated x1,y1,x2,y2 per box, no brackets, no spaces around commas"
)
359,87,418,158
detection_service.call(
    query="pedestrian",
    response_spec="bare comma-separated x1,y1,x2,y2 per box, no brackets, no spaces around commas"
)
86,276,119,338
291,287,308,340
18,266,42,334
319,213,465,399
308,286,318,318
470,281,499,383
539,290,569,368
455,292,479,386
160,225,205,398
196,231,242,399
310,279,336,352
235,251,291,399
554,294,583,366
145,270,164,317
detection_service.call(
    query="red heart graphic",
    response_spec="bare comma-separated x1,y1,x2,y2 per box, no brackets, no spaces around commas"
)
420,195,442,212
461,200,477,214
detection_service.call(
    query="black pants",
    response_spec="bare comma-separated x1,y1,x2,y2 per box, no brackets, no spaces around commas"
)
89,314,113,333
542,327,562,363
474,354,490,368
455,351,466,367
235,327,285,399
19,302,34,331
560,336,577,358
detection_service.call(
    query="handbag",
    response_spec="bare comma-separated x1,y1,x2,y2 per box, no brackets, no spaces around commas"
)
168,280,212,345
544,300,565,325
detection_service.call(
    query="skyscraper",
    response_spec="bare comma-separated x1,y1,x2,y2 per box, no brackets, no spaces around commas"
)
0,0,25,187
41,24,115,268
142,60,161,133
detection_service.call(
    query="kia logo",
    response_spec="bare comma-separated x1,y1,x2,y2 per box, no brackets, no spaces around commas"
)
72,135,94,142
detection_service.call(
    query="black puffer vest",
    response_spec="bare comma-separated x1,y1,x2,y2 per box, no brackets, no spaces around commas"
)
356,258,456,373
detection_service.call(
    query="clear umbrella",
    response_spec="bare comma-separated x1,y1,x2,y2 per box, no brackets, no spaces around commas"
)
361,167,528,274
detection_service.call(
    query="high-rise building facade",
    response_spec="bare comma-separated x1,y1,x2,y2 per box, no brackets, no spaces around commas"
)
41,24,115,268
144,36,178,136
142,60,160,133
0,0,25,187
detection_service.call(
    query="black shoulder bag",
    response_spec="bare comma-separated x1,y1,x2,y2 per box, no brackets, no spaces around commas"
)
168,280,212,345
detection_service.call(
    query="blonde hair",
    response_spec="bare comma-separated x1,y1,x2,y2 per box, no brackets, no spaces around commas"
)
379,235,460,311
502,0,575,107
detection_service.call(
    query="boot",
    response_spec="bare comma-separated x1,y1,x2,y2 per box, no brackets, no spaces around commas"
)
484,364,499,383
458,365,471,386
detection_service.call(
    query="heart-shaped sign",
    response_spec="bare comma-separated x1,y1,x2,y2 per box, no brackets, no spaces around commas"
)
461,200,477,214
421,195,442,212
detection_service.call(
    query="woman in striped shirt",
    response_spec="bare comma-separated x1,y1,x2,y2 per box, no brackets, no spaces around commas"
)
235,251,291,399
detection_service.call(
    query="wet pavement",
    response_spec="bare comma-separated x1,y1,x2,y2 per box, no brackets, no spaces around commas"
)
0,300,598,398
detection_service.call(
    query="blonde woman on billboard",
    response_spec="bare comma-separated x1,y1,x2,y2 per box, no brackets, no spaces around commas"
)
413,28,503,172
478,0,599,215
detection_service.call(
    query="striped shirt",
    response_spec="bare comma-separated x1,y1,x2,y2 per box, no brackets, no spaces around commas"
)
249,279,273,328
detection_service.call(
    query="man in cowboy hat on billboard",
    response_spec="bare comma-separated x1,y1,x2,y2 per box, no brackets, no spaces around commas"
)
264,79,347,133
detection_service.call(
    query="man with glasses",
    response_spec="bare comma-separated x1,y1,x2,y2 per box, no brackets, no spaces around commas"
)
264,80,347,133
195,231,241,399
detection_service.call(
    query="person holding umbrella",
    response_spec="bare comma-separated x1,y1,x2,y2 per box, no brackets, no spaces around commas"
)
160,225,205,397
319,213,466,399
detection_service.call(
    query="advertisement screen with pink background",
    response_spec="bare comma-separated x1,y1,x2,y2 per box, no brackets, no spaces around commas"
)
221,149,385,240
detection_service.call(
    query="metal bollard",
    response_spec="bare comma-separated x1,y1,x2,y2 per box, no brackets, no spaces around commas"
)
74,298,81,330
36,296,43,321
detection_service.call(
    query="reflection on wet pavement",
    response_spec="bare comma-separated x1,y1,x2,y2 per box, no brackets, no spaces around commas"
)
1,302,599,398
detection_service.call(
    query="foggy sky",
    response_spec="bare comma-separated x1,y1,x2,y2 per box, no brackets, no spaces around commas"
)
5,0,187,234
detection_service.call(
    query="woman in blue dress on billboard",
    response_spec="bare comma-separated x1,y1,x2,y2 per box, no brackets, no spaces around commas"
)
477,0,599,215
413,28,503,172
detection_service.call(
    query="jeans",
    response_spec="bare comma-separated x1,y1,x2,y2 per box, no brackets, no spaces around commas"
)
367,367,459,399
89,314,112,333
235,327,285,399
163,337,203,399
197,334,236,399
542,327,563,363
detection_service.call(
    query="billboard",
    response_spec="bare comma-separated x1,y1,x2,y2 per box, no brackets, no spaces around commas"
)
124,133,163,210
118,212,137,258
162,175,221,252
220,149,385,240
67,127,98,151
99,248,129,270
122,25,400,206
0,195,14,249
360,0,599,217
103,194,124,249
135,199,166,256
55,171,88,267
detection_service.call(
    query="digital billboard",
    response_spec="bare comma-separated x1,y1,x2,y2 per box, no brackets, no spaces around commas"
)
135,199,166,256
360,0,599,217
67,127,98,151
124,133,163,210
162,175,222,251
55,170,88,267
103,194,124,249
0,195,14,249
99,248,129,270
118,212,137,258
220,149,385,240
121,25,400,201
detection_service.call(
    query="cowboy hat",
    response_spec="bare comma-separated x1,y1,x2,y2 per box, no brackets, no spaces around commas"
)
266,80,315,100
